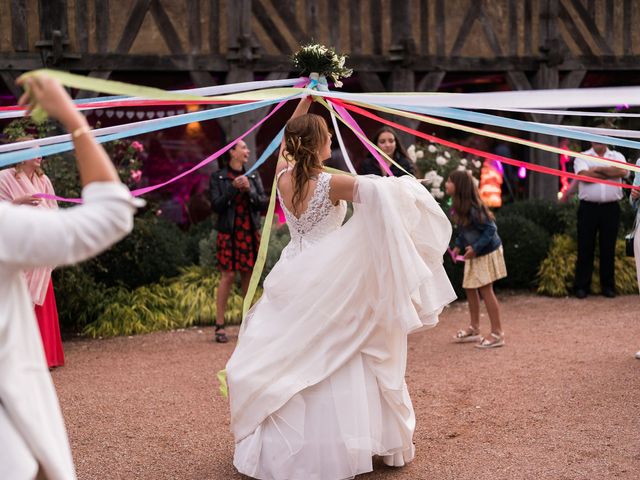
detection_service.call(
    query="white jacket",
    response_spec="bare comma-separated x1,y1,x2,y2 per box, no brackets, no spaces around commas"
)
0,182,139,480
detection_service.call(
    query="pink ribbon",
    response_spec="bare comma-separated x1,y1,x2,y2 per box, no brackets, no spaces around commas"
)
447,247,465,263
329,100,394,176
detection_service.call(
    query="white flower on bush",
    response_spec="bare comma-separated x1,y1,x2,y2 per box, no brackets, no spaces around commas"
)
472,160,482,169
472,176,479,187
423,170,438,184
416,150,424,159
430,187,445,199
459,158,468,166
432,174,444,189
427,144,437,153
444,151,451,159
436,155,447,166
457,165,466,171
407,144,417,163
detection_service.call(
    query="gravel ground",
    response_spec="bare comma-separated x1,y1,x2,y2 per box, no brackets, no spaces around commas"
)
53,293,640,480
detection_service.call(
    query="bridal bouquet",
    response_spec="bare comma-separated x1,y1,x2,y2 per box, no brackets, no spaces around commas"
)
292,44,353,87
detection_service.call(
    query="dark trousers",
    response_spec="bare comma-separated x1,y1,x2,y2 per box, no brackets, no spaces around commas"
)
575,200,620,292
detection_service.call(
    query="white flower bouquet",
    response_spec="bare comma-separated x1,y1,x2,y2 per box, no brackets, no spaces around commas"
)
292,44,353,87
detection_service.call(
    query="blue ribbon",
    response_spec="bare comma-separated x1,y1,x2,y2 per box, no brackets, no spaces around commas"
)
246,128,284,175
0,96,294,167
390,104,640,151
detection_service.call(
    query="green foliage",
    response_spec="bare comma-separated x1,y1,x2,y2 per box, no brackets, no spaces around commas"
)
537,235,639,296
86,214,190,289
494,214,551,289
82,266,252,338
498,200,576,238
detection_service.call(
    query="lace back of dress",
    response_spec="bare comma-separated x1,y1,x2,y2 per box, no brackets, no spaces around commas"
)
276,170,346,256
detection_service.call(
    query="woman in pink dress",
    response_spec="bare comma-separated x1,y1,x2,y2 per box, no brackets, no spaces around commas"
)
0,142,65,368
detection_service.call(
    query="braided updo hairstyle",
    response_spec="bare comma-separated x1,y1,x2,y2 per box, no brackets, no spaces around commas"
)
283,113,329,216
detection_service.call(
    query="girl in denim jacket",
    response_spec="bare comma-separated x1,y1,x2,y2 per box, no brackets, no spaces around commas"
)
446,170,507,348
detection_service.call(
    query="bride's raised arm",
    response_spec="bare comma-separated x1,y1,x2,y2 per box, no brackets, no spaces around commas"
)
278,96,313,168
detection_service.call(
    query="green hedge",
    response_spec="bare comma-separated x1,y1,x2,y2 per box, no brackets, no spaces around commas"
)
537,235,638,296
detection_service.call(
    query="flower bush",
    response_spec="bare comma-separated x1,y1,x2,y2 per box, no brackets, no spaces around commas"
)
410,142,481,205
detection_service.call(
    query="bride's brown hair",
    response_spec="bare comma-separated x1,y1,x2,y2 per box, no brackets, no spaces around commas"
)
283,113,329,216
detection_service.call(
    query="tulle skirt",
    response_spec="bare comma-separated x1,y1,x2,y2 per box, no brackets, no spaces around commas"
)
234,352,415,480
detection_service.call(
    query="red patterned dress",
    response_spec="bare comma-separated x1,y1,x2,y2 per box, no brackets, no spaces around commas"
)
216,168,260,272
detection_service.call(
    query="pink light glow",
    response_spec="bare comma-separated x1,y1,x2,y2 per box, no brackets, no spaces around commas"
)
518,166,527,179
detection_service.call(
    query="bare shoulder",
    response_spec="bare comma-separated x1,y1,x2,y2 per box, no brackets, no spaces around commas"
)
329,173,356,203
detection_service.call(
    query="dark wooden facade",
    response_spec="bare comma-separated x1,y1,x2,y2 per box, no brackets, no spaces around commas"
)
1,0,640,199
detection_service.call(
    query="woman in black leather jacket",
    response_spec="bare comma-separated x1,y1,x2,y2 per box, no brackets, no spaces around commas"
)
358,127,415,177
210,140,268,342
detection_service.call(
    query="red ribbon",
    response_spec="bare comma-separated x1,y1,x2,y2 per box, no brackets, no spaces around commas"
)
332,99,640,191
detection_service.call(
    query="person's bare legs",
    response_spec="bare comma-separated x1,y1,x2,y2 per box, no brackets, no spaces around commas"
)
215,271,235,340
465,288,481,332
240,271,252,296
478,282,502,336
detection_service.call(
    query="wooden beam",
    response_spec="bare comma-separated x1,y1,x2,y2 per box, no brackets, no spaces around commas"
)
559,2,596,56
75,0,89,53
508,0,518,56
187,0,202,54
435,0,445,56
524,0,532,55
623,0,632,55
209,0,219,54
417,71,445,92
115,0,153,54
328,0,340,50
251,1,291,53
38,0,69,40
567,0,614,55
450,1,481,56
420,0,429,55
11,0,29,51
95,0,110,54
349,0,362,54
477,2,504,56
150,0,185,54
560,69,586,89
370,0,382,55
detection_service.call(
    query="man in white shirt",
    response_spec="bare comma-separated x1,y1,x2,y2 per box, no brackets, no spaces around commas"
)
573,139,629,298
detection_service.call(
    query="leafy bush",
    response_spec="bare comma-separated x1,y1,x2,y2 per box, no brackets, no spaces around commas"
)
497,200,575,238
86,214,190,289
495,214,551,289
537,235,639,296
82,266,251,338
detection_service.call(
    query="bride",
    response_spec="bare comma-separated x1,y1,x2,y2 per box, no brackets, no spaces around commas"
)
226,97,456,479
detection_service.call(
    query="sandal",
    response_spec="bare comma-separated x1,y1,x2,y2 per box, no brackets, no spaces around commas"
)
214,324,228,344
475,332,505,349
454,326,481,343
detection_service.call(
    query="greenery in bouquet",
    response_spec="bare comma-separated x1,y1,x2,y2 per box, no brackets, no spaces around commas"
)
292,44,353,87
410,141,482,205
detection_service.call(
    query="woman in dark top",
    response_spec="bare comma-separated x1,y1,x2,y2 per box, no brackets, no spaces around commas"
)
210,140,268,343
359,127,415,177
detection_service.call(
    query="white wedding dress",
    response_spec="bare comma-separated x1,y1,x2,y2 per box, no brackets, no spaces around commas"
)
227,172,456,480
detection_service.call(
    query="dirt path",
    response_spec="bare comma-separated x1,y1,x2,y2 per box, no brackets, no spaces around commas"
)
52,294,640,479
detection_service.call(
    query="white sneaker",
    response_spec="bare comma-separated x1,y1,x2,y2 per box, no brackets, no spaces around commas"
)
635,350,640,359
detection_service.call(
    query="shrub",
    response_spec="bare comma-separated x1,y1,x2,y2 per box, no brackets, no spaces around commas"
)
82,266,251,338
494,214,551,289
537,235,639,296
497,200,575,238
85,214,190,289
